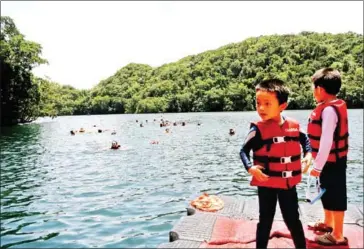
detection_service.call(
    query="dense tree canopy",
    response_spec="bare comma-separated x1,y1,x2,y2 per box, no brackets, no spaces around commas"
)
1,16,363,125
1,16,47,125
77,31,363,114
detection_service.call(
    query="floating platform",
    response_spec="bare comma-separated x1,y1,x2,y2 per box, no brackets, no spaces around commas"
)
158,196,363,248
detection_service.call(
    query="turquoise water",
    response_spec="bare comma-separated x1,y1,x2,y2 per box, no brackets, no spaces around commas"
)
1,110,363,248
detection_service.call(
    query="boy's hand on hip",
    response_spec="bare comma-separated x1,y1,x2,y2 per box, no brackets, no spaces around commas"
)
310,168,321,177
248,165,269,182
301,152,313,174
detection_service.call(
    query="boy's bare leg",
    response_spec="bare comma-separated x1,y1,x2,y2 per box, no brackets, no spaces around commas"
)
332,211,345,241
324,209,334,228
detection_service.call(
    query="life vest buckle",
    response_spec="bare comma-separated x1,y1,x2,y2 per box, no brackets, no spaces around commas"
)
280,156,292,164
282,171,293,178
273,136,285,143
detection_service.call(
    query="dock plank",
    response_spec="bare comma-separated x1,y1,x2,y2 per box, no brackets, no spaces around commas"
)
159,196,363,248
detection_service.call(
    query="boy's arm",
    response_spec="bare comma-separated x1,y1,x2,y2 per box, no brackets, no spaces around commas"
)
312,106,338,173
239,125,261,172
299,129,312,155
299,128,312,173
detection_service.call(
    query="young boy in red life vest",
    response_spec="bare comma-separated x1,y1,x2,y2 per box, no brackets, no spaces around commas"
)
240,79,312,249
306,68,349,246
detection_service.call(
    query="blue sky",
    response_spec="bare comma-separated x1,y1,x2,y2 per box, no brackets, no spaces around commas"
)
2,1,363,89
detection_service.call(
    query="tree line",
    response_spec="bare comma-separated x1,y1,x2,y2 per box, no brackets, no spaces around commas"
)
1,16,363,126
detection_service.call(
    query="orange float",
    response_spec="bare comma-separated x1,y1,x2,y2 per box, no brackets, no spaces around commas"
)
190,193,224,212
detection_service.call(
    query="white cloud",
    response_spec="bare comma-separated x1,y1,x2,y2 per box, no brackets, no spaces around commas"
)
2,1,363,89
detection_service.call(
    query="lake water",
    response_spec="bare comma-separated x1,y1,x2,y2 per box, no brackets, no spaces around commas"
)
1,110,363,248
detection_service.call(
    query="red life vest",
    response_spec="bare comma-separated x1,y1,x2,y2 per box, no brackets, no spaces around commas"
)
250,118,302,189
307,99,349,162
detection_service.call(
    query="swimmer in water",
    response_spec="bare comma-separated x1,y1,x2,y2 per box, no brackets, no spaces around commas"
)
111,141,121,149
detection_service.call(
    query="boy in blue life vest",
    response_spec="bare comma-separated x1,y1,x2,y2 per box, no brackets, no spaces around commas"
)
306,68,349,246
240,79,312,249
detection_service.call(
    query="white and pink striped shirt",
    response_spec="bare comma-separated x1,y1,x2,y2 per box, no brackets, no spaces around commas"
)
312,103,338,171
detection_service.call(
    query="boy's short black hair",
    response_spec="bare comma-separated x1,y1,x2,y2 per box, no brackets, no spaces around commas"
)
255,79,289,105
312,68,341,95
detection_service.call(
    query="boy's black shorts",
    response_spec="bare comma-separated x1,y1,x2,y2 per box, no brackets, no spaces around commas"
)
319,157,347,211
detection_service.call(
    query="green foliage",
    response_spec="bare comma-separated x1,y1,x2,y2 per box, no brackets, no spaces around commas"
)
80,31,361,114
1,16,47,125
2,15,363,124
37,77,91,116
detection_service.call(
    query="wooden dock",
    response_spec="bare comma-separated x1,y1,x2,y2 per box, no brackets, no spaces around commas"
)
158,196,363,248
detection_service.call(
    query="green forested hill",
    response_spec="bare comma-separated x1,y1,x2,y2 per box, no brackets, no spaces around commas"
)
86,32,363,114
1,15,363,125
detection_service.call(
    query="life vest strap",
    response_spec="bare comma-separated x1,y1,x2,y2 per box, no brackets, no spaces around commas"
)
264,169,301,178
312,144,349,154
309,118,322,125
308,132,349,141
254,154,301,164
262,136,300,145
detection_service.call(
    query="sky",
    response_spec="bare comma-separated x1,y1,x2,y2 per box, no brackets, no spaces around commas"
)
1,1,363,90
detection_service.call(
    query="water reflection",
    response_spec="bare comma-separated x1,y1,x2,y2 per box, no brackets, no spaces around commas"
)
1,124,53,248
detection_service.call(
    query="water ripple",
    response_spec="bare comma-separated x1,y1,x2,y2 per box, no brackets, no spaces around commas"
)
0,110,362,248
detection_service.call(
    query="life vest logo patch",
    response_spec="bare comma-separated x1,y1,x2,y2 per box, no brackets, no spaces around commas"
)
285,128,298,132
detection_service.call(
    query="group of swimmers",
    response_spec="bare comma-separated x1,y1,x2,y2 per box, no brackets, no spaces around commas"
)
136,119,187,127
70,125,116,136
70,119,236,150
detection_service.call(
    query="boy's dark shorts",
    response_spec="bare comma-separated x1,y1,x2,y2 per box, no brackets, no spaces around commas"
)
319,157,347,211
